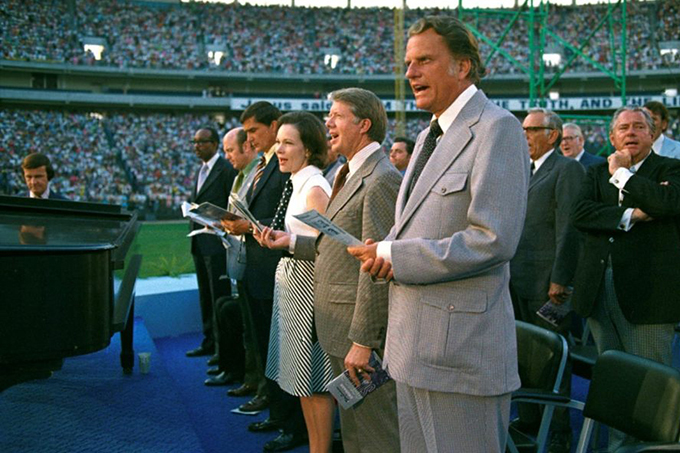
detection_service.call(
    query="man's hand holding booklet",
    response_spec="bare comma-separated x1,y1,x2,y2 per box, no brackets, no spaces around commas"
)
327,351,391,410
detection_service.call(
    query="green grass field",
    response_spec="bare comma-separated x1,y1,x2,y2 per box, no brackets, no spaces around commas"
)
128,221,195,278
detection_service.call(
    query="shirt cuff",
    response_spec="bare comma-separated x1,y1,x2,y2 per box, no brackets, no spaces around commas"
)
609,167,634,190
352,342,371,349
376,241,392,263
288,233,297,254
618,208,635,231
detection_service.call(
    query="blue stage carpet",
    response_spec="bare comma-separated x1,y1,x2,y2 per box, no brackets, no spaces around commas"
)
0,319,308,453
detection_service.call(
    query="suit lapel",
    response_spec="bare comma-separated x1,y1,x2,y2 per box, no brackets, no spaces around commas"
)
529,152,557,192
196,156,223,199
325,151,382,221
396,91,485,235
248,156,278,205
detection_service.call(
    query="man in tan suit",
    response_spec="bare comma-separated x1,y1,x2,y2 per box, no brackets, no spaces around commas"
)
259,88,401,453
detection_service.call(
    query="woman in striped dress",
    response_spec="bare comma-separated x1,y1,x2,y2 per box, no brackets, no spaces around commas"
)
254,111,335,453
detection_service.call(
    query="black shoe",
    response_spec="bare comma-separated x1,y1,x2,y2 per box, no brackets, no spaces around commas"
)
186,346,214,357
204,371,239,386
263,432,307,452
547,431,572,453
239,394,269,413
206,366,221,376
207,355,219,366
248,417,281,433
228,383,257,397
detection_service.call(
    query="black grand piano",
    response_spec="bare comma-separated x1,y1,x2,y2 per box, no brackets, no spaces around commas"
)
0,195,142,391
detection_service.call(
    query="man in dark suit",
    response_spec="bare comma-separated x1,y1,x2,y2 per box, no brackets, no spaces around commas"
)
21,153,67,200
571,106,680,449
510,108,585,453
186,127,237,361
221,102,306,452
561,122,606,168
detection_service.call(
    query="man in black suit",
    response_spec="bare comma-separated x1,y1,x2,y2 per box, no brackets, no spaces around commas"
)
561,122,606,169
571,106,680,449
510,108,585,453
21,153,67,200
186,127,237,361
221,102,306,452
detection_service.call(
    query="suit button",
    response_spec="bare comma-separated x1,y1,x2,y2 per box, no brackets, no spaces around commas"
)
609,237,614,243
448,304,455,311
600,259,605,265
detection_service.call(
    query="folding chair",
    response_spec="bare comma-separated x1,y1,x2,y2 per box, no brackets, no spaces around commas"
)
575,350,680,453
508,321,585,453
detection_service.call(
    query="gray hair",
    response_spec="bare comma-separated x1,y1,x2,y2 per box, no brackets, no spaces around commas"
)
528,107,563,148
609,106,655,135
562,122,583,138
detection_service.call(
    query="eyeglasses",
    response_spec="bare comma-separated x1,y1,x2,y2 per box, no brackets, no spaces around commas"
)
562,136,580,142
522,126,555,133
191,139,214,145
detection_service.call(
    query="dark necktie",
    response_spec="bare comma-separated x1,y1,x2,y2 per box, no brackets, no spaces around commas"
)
408,120,443,198
271,179,294,231
329,162,350,204
249,155,267,195
530,161,536,178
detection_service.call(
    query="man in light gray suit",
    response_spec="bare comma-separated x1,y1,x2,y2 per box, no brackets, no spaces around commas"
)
258,88,401,453
644,101,680,159
350,16,529,452
510,108,584,453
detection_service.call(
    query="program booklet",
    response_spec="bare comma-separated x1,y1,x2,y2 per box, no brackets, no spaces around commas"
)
229,193,264,234
293,210,362,247
327,351,391,410
536,299,573,328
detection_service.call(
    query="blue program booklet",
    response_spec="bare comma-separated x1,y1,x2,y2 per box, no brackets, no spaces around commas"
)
327,351,391,410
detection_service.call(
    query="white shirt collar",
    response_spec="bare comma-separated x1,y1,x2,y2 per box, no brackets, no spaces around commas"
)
433,85,478,134
652,134,665,154
291,165,322,192
347,142,381,180
575,149,586,162
532,149,554,173
30,183,51,199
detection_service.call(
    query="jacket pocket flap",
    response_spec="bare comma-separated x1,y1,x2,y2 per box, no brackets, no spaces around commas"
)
422,288,487,313
431,172,468,196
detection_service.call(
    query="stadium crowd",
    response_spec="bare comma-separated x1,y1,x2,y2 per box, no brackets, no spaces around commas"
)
4,107,673,218
1,0,678,75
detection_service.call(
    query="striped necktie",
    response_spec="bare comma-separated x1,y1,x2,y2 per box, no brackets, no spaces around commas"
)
249,155,267,195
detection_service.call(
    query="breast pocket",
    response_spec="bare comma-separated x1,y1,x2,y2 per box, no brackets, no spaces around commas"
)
431,172,468,196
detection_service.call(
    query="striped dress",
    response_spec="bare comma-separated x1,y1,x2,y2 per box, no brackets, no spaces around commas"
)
264,166,333,397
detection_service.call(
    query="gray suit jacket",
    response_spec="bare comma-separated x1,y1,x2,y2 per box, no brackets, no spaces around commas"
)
294,150,401,358
383,90,528,396
510,152,585,300
659,135,680,160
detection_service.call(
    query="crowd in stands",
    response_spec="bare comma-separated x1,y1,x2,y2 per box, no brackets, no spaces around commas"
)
1,0,677,76
5,107,670,218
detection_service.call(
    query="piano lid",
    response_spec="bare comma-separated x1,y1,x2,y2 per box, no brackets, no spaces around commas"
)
0,195,139,268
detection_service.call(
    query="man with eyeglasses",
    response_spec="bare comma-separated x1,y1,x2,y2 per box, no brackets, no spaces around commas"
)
186,127,237,365
561,122,605,168
509,108,584,453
